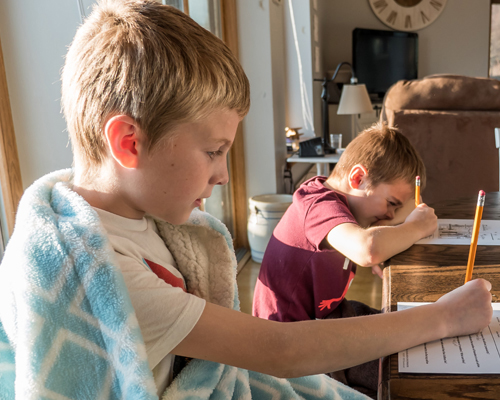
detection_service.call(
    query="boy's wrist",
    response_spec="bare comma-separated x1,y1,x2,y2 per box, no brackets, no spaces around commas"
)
394,219,424,243
426,302,453,339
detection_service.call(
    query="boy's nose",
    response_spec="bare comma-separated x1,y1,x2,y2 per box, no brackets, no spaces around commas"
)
211,163,229,186
385,209,395,220
217,173,229,186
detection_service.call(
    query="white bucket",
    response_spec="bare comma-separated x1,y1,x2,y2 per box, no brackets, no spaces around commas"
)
247,194,293,263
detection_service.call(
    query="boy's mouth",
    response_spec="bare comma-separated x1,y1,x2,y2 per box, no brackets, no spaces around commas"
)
370,217,385,226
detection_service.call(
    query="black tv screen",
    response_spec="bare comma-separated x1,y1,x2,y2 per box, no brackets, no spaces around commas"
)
353,28,418,100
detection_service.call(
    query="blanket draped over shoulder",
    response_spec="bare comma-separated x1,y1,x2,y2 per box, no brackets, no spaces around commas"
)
0,169,368,400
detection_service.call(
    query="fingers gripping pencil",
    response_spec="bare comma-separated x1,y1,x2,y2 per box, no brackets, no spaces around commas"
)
415,176,421,207
464,190,485,284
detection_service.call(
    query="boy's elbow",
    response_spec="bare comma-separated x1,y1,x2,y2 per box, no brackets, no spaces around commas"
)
267,344,308,379
355,253,380,268
363,249,384,267
354,237,382,267
259,329,310,378
267,345,304,379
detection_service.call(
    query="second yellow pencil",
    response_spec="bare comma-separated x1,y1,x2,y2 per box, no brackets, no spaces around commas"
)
464,190,485,284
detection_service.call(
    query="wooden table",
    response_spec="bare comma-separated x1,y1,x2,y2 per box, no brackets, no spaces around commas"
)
389,192,500,267
379,193,500,400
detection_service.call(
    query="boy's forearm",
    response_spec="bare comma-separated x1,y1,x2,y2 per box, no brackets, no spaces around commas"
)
173,301,447,379
327,221,426,267
363,222,424,266
278,303,446,378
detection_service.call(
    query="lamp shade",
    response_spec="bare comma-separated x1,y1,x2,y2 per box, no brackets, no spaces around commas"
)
337,83,373,115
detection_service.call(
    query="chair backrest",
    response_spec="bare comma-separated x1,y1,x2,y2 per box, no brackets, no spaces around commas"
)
381,74,500,205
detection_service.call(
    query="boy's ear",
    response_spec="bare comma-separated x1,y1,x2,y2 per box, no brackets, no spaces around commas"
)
348,164,369,189
104,115,142,169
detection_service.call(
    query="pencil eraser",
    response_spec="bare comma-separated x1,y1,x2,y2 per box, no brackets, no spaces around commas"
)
479,190,485,196
416,176,420,180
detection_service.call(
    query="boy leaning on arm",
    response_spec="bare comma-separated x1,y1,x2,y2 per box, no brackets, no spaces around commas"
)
252,123,438,394
0,1,493,399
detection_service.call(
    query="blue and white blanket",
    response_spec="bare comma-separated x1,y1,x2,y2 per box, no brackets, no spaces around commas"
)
0,169,368,399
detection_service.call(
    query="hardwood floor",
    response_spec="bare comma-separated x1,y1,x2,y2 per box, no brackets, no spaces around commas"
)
236,258,383,315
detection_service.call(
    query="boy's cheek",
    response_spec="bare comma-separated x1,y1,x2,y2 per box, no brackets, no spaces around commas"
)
390,200,415,226
372,200,414,227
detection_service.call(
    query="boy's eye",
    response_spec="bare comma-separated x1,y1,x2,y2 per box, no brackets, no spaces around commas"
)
388,201,397,207
207,150,223,159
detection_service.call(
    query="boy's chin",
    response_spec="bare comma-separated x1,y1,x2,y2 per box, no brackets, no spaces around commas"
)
152,211,192,225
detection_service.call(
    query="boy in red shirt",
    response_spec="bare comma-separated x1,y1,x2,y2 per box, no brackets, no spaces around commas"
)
253,123,437,394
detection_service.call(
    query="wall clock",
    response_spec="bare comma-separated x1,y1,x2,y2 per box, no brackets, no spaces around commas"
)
368,0,448,31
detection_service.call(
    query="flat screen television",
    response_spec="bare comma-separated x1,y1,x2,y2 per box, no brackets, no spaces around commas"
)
352,28,418,101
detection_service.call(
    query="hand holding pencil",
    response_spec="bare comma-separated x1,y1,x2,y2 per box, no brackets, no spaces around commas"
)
464,190,485,284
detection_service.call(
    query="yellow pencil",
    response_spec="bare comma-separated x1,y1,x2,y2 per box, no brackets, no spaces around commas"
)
415,176,421,207
464,190,485,283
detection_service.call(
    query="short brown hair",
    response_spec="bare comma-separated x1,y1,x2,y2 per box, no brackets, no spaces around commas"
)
330,122,426,190
62,0,250,170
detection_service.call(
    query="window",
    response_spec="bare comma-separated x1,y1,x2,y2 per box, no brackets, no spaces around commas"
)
490,1,500,79
185,0,234,238
167,0,248,251
0,39,23,252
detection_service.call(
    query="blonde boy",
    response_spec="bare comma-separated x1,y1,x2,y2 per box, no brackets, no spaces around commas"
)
0,1,493,399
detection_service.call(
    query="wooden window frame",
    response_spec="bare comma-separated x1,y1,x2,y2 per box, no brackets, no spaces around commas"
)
0,38,23,236
220,0,248,250
491,1,500,78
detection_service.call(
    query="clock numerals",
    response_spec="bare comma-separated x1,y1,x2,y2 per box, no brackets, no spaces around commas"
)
369,0,447,31
405,15,412,29
430,0,443,11
421,11,430,24
386,11,397,26
373,0,388,13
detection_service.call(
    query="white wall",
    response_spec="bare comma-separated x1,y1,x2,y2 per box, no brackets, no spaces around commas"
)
0,1,84,189
284,0,317,138
237,0,289,198
318,0,490,78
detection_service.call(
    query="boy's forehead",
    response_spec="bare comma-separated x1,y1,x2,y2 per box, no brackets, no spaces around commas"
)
372,179,413,203
385,180,414,201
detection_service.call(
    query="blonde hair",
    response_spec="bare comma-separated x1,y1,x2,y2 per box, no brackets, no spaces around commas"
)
330,122,426,190
62,0,250,170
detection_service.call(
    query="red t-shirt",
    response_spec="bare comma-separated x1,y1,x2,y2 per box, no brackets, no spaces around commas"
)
252,176,358,322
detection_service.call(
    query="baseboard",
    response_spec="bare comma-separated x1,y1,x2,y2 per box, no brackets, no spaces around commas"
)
236,248,251,275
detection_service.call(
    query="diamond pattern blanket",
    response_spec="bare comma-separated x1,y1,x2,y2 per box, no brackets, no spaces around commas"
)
0,169,368,399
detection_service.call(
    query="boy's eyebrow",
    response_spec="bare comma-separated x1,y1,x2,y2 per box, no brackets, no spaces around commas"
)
212,138,232,146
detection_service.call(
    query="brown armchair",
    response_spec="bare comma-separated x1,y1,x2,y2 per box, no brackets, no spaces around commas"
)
381,74,500,205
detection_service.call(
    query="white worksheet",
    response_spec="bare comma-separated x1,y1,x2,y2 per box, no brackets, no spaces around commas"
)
416,219,500,246
398,302,500,373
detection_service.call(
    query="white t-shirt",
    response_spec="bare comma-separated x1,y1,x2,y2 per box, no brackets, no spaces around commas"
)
94,208,206,396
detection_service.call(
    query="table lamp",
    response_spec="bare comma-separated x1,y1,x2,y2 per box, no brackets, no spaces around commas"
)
315,62,373,153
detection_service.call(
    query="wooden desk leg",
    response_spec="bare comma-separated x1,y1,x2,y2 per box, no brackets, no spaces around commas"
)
378,266,392,399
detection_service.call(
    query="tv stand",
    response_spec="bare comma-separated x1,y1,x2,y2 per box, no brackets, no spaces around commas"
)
369,93,385,102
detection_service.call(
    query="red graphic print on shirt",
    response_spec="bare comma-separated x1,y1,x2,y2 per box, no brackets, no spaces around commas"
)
144,258,186,291
318,270,355,311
